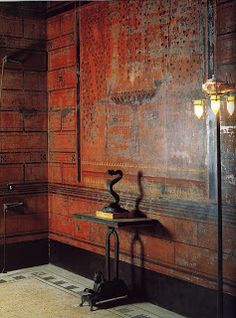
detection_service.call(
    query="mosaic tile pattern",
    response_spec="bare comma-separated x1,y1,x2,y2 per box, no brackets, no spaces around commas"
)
0,265,185,318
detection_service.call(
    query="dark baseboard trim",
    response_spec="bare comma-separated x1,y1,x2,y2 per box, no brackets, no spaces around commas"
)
49,239,236,318
0,239,49,272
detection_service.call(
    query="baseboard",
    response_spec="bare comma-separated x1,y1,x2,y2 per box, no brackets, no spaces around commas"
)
49,239,236,318
0,239,49,272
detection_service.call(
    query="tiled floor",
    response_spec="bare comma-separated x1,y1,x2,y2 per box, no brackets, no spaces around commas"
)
0,264,185,318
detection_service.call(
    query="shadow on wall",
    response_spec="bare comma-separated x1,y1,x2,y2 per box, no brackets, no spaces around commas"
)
126,171,172,298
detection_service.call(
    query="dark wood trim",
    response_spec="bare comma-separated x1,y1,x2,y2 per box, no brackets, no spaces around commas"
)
0,239,49,272
49,240,236,318
46,1,93,18
50,230,236,289
0,182,48,196
76,9,81,182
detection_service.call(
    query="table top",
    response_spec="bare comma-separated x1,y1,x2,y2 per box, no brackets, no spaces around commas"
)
73,213,158,228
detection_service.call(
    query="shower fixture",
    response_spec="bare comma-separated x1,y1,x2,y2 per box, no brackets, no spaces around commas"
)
2,56,22,65
3,202,24,212
1,201,24,273
0,55,22,107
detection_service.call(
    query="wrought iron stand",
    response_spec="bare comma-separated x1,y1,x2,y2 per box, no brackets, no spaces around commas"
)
105,227,119,281
73,213,157,310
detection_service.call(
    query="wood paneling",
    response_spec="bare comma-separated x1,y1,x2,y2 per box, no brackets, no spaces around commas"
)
0,3,48,249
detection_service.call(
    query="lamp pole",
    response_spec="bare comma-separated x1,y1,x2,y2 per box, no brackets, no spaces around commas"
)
197,4,235,317
216,111,223,318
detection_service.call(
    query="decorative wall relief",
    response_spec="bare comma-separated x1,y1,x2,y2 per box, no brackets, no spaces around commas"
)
80,0,207,197
110,88,156,106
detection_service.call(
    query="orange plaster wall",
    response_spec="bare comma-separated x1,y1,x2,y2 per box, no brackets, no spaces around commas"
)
47,9,78,185
47,0,236,296
0,3,48,247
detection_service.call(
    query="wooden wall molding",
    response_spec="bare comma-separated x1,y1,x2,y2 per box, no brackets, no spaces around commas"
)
49,231,236,296
48,183,236,225
0,182,48,196
50,239,236,318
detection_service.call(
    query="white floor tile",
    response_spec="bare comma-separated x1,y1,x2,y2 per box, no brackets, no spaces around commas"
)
0,264,185,318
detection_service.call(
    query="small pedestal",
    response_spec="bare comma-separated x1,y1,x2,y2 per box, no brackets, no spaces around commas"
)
80,225,128,310
73,213,158,310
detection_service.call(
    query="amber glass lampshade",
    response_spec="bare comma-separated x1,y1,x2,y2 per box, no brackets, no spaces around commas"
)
193,99,204,119
210,94,221,115
226,95,235,116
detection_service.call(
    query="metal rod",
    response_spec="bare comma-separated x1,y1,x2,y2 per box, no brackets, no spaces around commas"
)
216,112,223,318
0,57,7,108
113,229,119,280
207,2,223,316
105,227,112,281
1,206,7,273
105,227,120,281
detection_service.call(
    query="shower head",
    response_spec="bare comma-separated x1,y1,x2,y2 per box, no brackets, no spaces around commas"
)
7,58,22,64
3,202,24,209
2,55,22,65
0,55,22,107
3,202,24,214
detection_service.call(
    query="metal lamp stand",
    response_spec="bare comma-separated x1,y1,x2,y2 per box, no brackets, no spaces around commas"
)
216,112,223,318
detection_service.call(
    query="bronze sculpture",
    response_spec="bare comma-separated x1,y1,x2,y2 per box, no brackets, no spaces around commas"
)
96,170,128,219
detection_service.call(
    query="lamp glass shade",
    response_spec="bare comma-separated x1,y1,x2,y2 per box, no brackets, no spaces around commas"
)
193,99,204,119
226,95,235,116
210,94,221,115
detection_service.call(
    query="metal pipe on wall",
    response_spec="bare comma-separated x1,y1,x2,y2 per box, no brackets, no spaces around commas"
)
0,55,22,107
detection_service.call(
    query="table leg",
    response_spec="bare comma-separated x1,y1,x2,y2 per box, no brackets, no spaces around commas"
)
80,226,128,310
105,227,119,280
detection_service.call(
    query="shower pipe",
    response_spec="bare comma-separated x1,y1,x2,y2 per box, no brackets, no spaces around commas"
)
1,202,24,273
0,56,22,107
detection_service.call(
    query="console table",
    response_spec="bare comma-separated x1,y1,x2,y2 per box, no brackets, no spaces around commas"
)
73,213,157,310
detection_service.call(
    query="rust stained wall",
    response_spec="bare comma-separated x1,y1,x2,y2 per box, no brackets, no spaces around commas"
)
47,9,78,184
217,0,236,206
217,0,236,298
48,0,236,296
47,8,79,252
80,0,208,201
0,3,48,246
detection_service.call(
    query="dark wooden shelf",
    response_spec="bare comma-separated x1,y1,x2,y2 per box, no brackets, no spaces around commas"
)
73,213,158,228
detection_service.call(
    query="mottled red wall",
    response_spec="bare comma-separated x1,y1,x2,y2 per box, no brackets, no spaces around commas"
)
0,3,48,246
47,9,78,184
217,0,236,205
217,0,236,298
47,0,236,297
46,0,235,298
80,0,208,198
1,0,233,297
47,8,80,250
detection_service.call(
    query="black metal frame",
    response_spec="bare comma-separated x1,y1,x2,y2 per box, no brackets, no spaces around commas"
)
79,223,128,310
216,113,223,318
74,214,157,310
105,227,119,281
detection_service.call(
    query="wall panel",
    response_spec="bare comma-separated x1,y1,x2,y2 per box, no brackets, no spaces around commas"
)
0,2,48,265
46,0,236,301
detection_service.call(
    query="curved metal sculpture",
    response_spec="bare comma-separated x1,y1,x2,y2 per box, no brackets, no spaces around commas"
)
108,169,122,204
102,170,127,214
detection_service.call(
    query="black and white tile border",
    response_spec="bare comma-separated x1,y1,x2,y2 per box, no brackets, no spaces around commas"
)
0,266,184,318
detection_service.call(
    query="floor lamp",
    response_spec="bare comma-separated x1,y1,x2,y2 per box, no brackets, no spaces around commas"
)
193,76,235,318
